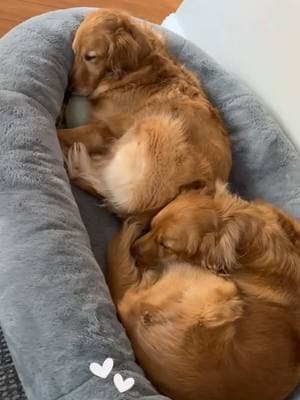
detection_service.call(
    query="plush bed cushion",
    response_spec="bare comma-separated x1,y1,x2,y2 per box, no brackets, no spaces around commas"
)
0,7,299,400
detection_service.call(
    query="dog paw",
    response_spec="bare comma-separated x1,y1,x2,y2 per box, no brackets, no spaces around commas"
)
66,142,90,179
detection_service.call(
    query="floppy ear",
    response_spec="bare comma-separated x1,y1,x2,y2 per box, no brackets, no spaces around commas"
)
212,220,241,272
205,184,249,272
107,21,152,78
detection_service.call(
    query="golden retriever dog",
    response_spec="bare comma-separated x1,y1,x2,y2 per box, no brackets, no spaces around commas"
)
107,219,300,400
133,183,300,282
58,9,231,216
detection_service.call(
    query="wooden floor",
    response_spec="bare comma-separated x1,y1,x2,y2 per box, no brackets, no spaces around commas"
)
0,0,181,37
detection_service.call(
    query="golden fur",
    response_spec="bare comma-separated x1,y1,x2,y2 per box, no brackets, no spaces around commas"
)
107,216,300,400
133,183,300,285
58,9,231,216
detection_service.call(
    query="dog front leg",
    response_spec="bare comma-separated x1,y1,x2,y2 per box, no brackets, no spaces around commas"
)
106,219,144,305
65,142,106,199
57,122,115,155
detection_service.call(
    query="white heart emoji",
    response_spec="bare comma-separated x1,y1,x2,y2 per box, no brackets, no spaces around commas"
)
113,373,135,393
89,358,114,379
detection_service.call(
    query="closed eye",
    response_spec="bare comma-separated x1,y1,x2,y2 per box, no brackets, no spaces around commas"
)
158,241,173,251
84,52,97,62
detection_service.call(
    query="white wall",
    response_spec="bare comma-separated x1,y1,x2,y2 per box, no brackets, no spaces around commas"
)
163,0,300,152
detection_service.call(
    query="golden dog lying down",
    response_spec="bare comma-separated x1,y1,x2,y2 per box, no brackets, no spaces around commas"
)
107,185,300,400
58,9,231,217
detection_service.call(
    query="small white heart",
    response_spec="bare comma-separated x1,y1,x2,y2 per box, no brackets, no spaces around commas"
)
113,373,135,393
89,358,114,379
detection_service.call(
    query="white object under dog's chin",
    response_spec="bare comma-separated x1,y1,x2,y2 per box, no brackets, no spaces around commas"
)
65,95,91,128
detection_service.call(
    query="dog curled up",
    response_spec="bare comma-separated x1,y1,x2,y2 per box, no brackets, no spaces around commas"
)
58,9,231,217
106,185,300,400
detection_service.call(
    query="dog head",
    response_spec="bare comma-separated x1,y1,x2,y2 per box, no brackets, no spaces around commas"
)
132,190,220,266
70,9,153,95
133,183,300,272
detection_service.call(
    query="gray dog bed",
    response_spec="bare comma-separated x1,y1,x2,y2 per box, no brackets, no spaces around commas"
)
0,7,299,400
